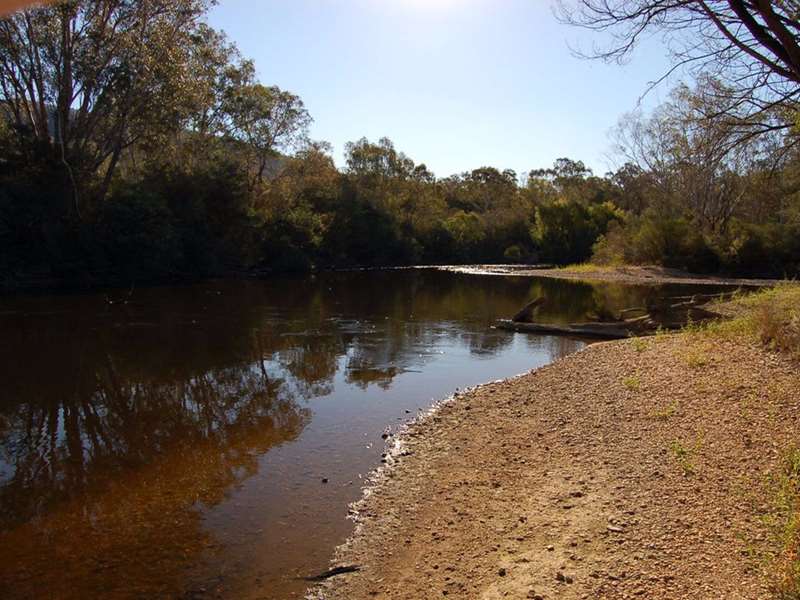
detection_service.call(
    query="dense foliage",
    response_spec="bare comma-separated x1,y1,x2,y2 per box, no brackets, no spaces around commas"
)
1,1,800,290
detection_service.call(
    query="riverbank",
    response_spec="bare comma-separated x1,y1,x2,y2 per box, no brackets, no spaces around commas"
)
440,264,782,287
312,286,800,599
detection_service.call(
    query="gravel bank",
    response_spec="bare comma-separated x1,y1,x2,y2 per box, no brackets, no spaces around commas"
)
311,333,799,599
440,265,781,287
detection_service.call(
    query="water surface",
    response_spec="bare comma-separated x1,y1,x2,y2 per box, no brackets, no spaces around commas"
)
0,270,716,599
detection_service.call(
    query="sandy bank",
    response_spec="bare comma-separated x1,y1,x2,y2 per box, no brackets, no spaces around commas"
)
310,331,799,599
439,265,782,287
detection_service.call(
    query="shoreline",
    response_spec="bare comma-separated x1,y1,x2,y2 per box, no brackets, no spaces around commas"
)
2,264,782,295
309,326,798,599
317,369,550,585
436,265,783,287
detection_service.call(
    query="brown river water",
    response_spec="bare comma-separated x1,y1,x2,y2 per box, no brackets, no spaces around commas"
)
0,269,727,599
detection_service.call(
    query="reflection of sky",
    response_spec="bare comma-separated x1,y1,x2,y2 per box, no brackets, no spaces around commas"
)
265,314,541,396
200,328,586,598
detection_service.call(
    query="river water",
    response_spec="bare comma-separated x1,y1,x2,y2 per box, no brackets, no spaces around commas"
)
0,269,721,599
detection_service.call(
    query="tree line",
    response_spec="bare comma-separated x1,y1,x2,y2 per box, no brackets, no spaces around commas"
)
1,0,799,290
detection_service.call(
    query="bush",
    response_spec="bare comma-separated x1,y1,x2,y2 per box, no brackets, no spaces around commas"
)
532,200,624,265
592,213,719,273
755,287,800,359
444,211,486,261
719,220,800,277
96,188,180,282
321,196,415,267
259,217,314,273
503,244,524,263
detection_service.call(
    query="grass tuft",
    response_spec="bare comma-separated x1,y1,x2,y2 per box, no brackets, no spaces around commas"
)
622,375,641,391
669,437,703,476
756,301,800,359
683,347,710,368
652,400,680,421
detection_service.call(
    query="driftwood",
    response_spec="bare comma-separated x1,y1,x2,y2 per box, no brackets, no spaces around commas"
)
502,293,728,339
496,319,636,339
512,297,546,323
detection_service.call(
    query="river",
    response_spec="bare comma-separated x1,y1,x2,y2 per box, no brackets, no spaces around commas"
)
0,269,723,599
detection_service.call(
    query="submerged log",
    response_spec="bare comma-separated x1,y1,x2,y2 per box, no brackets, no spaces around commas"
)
496,319,644,339
500,294,726,339
512,297,546,323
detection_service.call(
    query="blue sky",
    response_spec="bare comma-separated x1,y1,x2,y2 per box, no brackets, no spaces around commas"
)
208,0,679,178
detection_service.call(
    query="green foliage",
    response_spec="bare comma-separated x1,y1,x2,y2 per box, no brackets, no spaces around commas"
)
444,211,486,260
669,439,697,476
96,189,180,281
718,220,800,277
532,200,623,265
503,244,524,263
2,2,800,290
593,213,720,273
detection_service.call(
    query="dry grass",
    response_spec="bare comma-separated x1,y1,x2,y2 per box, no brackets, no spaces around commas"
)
700,285,800,596
757,303,800,360
557,263,616,273
767,448,800,599
622,375,641,391
704,284,800,360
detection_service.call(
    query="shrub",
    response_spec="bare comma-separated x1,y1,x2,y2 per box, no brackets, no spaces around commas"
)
96,188,180,282
591,213,719,273
720,220,800,278
503,244,524,263
755,291,800,360
532,200,624,265
444,211,486,261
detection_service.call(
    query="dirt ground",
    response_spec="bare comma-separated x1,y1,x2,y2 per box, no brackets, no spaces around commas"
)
310,332,799,599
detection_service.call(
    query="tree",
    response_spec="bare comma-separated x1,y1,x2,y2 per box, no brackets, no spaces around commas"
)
532,200,623,264
445,167,518,214
526,158,613,206
343,137,418,216
344,137,415,180
0,0,212,212
186,24,249,139
224,83,311,188
559,1,800,147
613,82,778,233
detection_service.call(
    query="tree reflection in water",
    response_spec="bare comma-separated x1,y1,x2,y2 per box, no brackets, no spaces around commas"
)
0,353,310,598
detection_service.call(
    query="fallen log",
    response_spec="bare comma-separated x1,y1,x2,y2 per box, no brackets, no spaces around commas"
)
495,319,646,339
511,297,546,323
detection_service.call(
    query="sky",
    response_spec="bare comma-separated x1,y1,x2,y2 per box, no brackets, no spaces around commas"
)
208,0,681,179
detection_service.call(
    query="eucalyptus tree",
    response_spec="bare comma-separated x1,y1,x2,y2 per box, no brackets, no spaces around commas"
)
223,82,312,189
343,137,418,216
559,1,800,147
612,81,782,233
0,0,213,214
